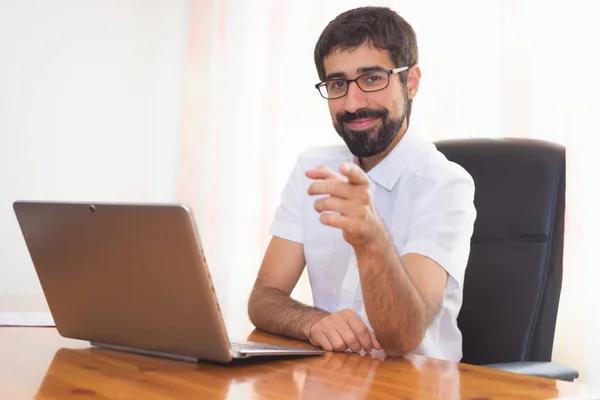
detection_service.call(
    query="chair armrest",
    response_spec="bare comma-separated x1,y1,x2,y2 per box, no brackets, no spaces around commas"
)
483,361,579,381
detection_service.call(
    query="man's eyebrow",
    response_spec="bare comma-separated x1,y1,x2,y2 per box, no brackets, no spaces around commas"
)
325,71,346,80
357,65,387,74
325,65,388,81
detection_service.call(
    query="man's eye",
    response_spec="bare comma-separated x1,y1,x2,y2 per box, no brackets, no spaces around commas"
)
365,74,383,83
327,80,346,90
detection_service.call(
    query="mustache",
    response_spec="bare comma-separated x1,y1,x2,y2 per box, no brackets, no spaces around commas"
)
336,108,388,124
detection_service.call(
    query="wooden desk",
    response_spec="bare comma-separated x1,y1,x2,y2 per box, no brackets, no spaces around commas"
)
1,327,599,399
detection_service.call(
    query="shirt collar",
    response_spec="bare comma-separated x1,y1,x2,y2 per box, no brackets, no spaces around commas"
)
350,126,423,191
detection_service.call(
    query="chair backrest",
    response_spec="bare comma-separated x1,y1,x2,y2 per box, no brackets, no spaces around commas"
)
435,138,566,365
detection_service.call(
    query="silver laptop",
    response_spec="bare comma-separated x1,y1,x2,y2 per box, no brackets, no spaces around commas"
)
13,200,324,363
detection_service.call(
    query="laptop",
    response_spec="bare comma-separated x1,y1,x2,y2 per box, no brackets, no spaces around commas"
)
12,200,324,363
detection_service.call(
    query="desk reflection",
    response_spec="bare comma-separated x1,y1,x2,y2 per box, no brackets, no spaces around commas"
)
33,342,571,400
249,351,383,400
6,325,593,400
36,347,386,400
35,347,295,399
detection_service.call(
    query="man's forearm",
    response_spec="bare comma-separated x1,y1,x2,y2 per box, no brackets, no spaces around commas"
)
354,231,426,355
248,284,329,341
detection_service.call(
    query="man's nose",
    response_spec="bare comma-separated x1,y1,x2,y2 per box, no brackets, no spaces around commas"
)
342,81,368,113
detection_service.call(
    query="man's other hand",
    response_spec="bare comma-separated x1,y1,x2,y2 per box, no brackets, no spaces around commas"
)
305,308,382,353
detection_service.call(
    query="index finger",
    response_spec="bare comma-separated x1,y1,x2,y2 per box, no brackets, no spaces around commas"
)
340,162,370,186
305,164,346,181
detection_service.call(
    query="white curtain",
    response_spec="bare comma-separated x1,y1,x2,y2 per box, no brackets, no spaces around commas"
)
178,0,600,385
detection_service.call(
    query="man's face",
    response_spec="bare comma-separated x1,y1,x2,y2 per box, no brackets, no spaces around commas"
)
323,45,408,158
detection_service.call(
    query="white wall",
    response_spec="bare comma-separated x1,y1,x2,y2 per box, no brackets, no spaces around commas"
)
0,1,189,296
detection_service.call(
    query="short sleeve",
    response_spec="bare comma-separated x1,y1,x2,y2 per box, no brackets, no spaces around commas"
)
401,171,476,287
269,157,305,243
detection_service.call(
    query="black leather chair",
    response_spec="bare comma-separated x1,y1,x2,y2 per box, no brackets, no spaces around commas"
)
434,138,578,381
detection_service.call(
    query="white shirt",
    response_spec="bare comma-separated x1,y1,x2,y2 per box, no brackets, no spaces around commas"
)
270,127,476,362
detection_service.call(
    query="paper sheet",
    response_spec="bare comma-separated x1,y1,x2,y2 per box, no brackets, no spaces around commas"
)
0,311,55,326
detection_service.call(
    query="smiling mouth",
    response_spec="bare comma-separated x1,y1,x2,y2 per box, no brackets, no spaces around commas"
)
346,118,379,130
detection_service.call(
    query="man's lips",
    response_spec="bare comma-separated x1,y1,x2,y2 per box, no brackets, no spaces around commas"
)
345,118,378,130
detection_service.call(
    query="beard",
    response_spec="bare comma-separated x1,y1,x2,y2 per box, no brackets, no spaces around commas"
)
334,104,406,158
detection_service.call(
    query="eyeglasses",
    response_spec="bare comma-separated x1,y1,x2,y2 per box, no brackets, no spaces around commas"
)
315,66,409,99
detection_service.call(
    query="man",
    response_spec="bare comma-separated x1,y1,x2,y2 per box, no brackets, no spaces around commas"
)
247,6,476,361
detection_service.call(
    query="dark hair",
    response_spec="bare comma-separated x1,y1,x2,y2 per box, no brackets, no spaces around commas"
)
314,7,419,120
314,7,418,81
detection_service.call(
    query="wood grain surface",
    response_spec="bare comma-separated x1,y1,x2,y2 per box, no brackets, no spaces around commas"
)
1,327,599,399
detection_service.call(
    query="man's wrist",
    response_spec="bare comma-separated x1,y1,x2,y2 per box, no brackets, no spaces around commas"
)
354,220,388,256
299,309,328,340
301,320,314,341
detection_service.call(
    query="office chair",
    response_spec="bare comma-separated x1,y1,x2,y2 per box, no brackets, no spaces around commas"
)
435,138,578,381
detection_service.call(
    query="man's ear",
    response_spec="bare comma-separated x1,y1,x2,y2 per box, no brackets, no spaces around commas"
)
407,64,421,100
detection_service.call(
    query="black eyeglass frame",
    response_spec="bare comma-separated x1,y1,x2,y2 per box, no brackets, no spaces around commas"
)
314,66,410,99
